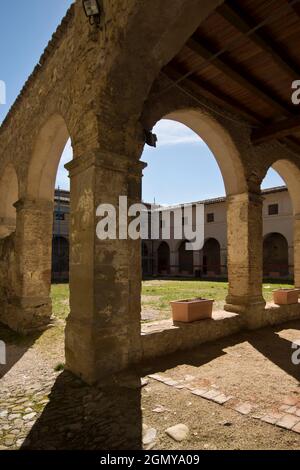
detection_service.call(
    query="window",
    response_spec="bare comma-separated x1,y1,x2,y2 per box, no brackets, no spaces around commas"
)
207,213,214,223
268,204,279,216
55,212,65,221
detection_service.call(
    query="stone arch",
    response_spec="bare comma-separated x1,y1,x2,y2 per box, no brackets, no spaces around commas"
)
0,163,19,238
263,232,289,277
160,109,248,196
271,159,300,215
178,240,194,275
203,238,221,276
157,241,170,275
27,113,70,201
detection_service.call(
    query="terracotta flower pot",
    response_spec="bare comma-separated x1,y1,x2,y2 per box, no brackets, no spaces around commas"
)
170,298,214,323
273,288,300,305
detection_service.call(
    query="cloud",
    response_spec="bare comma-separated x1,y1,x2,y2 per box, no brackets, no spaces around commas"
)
55,139,72,190
153,119,203,147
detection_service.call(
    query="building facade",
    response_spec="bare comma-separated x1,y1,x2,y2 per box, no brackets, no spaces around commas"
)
53,186,293,281
52,189,70,282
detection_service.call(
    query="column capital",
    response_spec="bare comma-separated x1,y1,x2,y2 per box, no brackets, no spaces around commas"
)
14,198,54,213
65,150,147,178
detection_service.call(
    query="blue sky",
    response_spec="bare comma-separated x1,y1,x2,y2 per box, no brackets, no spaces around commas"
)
0,1,284,205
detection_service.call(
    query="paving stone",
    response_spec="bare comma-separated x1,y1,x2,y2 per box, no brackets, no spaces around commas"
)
191,388,208,397
276,414,300,430
202,389,222,400
4,435,16,447
165,424,189,442
296,409,300,417
0,411,8,418
260,413,283,425
16,438,26,447
14,419,23,428
286,406,298,414
8,414,21,421
212,394,232,405
279,405,291,412
282,397,299,406
292,422,300,433
23,412,37,421
234,403,253,415
24,408,33,413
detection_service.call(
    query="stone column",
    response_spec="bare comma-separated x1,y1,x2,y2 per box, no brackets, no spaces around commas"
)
294,214,300,288
6,198,53,333
224,192,265,328
65,151,145,384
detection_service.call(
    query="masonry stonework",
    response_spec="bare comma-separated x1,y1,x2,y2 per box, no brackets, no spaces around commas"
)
1,0,300,384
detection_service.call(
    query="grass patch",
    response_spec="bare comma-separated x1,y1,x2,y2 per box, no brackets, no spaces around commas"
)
51,280,294,323
54,362,65,372
51,284,70,321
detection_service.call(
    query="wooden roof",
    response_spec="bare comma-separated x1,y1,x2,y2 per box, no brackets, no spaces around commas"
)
163,0,300,152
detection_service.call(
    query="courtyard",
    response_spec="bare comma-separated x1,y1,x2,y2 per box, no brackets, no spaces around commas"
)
52,279,294,323
0,280,300,450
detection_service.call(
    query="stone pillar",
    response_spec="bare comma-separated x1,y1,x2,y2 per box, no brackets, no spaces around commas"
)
224,192,265,328
294,214,300,288
3,198,53,333
65,151,144,384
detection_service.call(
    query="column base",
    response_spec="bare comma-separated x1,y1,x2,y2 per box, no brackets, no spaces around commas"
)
65,317,142,385
224,294,266,330
0,296,52,334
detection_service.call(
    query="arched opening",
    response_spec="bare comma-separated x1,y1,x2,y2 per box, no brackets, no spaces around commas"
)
0,164,18,238
157,242,170,275
178,240,194,275
28,114,70,201
262,161,298,286
52,236,70,283
141,109,247,321
202,238,221,276
25,113,72,336
263,233,289,278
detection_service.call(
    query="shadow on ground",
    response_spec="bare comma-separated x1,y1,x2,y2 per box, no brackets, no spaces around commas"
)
0,323,42,379
22,371,143,450
139,320,300,382
21,320,300,450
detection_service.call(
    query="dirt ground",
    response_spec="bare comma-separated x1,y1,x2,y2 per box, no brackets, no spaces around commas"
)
1,315,300,449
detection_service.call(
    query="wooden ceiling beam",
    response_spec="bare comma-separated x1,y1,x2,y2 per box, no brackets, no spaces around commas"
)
288,0,300,19
186,37,292,116
163,63,261,124
252,115,300,143
163,63,300,155
218,2,300,79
